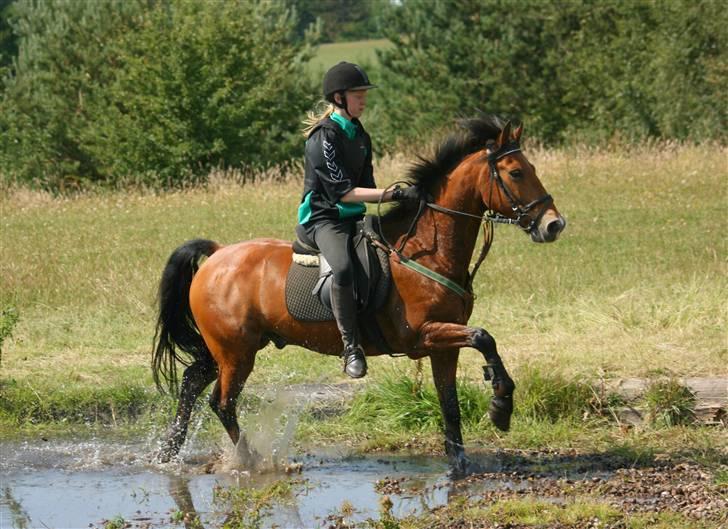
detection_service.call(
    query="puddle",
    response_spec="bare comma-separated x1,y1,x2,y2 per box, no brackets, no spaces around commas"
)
0,386,621,527
0,434,628,529
0,437,457,528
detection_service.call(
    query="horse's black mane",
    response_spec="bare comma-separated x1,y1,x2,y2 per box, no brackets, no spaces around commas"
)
382,114,506,222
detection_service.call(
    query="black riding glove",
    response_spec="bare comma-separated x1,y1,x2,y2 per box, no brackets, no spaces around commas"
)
391,185,420,202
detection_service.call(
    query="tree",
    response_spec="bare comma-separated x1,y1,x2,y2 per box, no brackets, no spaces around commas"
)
0,0,17,79
82,0,318,185
372,0,579,148
0,0,148,187
372,0,727,147
291,0,384,43
0,0,318,188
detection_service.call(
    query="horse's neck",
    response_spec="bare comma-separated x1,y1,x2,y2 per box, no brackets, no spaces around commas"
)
402,170,485,284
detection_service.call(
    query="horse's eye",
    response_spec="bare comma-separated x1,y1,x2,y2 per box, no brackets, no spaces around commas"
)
509,169,523,179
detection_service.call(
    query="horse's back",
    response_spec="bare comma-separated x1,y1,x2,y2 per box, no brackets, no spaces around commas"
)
189,238,293,339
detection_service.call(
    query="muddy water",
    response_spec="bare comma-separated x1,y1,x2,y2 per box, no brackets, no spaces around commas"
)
1,436,470,528
3,384,661,528
1,380,458,529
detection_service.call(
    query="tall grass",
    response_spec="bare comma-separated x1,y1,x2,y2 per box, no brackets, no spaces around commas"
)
0,144,725,429
330,366,597,435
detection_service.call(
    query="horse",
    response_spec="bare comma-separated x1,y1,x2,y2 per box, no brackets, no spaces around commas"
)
152,116,566,474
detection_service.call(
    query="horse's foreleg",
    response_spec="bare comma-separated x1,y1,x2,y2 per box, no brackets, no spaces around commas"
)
428,350,467,474
471,328,515,431
158,360,217,462
418,322,515,432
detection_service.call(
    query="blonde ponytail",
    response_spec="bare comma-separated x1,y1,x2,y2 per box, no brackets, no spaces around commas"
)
302,101,335,137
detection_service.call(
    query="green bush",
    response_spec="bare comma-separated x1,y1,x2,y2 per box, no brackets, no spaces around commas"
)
343,368,598,434
345,372,489,432
0,0,317,189
515,367,596,423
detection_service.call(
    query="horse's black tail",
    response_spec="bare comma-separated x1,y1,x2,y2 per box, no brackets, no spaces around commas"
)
152,239,220,396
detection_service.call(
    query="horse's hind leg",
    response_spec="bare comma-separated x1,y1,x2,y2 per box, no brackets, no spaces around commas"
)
158,360,217,462
207,342,257,463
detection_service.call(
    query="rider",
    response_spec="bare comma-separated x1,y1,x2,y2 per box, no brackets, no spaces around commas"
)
298,61,418,378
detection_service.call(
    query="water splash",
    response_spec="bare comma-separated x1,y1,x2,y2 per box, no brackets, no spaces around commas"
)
216,385,303,474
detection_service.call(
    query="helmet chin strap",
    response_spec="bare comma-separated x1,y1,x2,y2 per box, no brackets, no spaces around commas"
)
333,91,350,116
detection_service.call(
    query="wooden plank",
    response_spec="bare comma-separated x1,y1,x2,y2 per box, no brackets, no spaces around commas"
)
609,377,727,403
607,377,726,427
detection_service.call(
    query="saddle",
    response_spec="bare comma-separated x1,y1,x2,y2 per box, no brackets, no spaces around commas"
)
285,217,393,352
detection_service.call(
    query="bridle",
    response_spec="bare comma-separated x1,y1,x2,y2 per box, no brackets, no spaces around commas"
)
427,141,553,234
374,140,554,296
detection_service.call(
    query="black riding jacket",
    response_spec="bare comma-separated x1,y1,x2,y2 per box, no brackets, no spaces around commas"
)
298,116,375,225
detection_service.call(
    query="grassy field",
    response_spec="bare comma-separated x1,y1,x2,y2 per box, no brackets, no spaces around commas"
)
0,143,726,440
308,38,391,78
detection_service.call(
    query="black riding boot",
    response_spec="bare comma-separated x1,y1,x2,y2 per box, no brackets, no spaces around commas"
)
330,282,367,378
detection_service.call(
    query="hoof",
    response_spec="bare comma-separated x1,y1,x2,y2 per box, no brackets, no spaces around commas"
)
448,454,469,479
448,455,483,479
153,448,175,464
489,395,513,432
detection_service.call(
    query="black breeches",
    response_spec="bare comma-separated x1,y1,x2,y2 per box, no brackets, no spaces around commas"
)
306,220,356,286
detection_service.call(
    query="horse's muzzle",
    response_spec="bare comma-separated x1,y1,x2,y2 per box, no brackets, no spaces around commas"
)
531,215,566,243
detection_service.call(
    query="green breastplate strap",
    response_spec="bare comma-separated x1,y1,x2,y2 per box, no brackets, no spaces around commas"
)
397,254,469,298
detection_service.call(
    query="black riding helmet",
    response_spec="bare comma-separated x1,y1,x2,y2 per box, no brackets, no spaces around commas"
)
323,62,376,112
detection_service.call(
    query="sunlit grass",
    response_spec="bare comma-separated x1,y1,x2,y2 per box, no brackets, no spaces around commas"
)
0,143,725,433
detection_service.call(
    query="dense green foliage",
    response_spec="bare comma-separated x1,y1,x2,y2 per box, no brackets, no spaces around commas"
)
0,0,16,77
0,0,725,188
372,0,727,148
0,0,317,189
343,368,596,435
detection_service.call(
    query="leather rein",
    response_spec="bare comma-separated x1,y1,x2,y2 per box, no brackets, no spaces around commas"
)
375,141,553,297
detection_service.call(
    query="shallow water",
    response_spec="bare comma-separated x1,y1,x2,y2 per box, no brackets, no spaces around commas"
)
0,384,615,528
0,437,465,528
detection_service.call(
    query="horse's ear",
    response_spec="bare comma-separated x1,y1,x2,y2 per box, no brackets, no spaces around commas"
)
513,124,523,142
498,121,512,147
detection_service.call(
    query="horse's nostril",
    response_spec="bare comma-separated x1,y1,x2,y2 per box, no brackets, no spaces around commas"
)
546,219,564,235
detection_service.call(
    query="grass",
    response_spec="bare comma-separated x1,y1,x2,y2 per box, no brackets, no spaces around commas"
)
308,38,392,79
213,479,297,529
643,377,697,427
0,143,726,438
295,365,726,470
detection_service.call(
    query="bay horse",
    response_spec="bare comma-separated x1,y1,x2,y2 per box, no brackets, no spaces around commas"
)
152,116,566,473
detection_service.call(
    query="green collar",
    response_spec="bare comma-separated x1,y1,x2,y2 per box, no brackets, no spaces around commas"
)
330,112,358,140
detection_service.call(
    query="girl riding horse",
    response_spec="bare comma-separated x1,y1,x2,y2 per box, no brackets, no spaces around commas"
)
152,106,566,473
297,62,418,379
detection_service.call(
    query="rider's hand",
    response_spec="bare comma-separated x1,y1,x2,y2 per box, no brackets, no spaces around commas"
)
391,185,420,202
